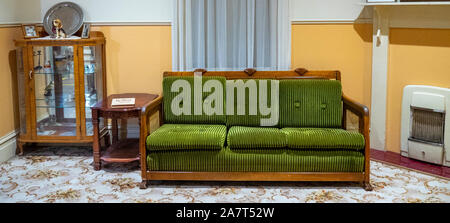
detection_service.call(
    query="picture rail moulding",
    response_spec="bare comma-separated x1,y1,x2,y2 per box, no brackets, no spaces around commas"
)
360,2,450,6
2,20,377,27
0,21,172,28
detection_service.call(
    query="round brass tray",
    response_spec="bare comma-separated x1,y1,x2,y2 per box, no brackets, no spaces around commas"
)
43,2,84,37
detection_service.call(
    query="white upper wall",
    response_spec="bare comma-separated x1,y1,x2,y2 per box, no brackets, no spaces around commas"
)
39,0,173,23
0,0,41,25
290,0,370,22
1,0,367,25
0,0,17,24
0,0,173,24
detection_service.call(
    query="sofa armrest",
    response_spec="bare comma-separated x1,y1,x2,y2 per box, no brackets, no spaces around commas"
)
139,95,163,180
342,94,371,188
141,95,164,136
141,95,163,119
342,94,369,134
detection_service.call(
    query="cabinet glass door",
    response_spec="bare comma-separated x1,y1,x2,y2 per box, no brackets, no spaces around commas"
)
33,46,77,137
16,48,27,135
83,45,104,136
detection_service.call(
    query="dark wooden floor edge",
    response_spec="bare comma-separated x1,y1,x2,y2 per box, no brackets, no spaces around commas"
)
370,149,450,180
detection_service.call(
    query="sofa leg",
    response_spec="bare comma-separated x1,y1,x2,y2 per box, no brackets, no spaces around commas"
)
363,181,373,191
139,180,148,189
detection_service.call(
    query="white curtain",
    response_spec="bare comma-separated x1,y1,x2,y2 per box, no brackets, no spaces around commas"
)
172,0,291,71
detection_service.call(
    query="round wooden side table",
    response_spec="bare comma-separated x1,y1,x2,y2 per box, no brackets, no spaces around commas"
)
91,93,158,170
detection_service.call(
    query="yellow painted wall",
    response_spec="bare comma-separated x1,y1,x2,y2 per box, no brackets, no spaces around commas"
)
386,28,450,153
0,27,21,137
291,24,373,108
91,26,172,95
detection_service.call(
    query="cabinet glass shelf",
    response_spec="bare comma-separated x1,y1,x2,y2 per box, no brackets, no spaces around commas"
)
34,72,96,75
33,72,75,77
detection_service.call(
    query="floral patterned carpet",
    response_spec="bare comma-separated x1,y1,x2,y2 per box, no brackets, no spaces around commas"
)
0,146,449,203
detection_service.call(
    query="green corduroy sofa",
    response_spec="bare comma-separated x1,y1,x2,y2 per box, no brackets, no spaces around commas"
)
138,69,372,190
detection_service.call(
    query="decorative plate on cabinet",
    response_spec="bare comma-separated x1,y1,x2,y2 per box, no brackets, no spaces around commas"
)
43,2,84,37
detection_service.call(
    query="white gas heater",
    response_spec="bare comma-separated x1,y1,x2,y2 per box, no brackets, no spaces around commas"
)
400,85,450,167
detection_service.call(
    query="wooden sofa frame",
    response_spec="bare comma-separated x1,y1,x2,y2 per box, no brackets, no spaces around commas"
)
138,68,373,191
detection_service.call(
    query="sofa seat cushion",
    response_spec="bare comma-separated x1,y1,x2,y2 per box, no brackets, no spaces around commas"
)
282,128,365,151
227,126,286,149
146,124,227,151
147,148,364,172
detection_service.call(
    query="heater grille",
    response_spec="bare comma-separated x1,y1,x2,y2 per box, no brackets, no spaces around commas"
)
409,106,445,145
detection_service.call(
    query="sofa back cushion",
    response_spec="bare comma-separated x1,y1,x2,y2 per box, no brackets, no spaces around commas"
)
163,76,226,124
225,79,279,127
279,79,342,128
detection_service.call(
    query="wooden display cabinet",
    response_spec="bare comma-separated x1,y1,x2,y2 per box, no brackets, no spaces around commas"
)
14,31,107,154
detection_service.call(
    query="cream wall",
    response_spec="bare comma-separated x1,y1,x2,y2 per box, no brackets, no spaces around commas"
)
291,24,373,107
386,28,450,153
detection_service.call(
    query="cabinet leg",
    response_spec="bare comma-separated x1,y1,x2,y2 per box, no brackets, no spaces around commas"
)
139,180,148,189
16,142,25,155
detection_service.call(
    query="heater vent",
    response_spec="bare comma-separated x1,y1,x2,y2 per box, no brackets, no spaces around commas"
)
409,106,445,145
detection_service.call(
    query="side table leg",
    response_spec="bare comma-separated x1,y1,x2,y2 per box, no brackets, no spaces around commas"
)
112,118,118,143
92,110,101,170
120,118,128,140
104,131,111,148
